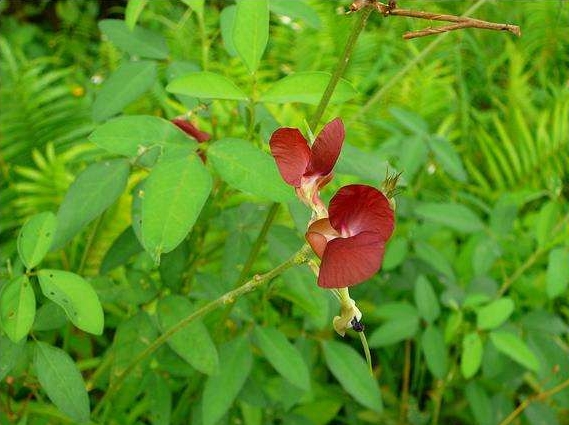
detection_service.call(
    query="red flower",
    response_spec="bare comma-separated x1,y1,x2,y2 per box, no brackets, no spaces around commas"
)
171,118,211,143
306,184,395,288
269,118,344,211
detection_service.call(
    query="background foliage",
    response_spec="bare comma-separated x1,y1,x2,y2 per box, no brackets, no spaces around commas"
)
0,1,568,424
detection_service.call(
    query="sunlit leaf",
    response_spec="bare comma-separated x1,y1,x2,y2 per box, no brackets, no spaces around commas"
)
167,71,248,101
233,0,269,74
17,212,56,269
0,275,35,343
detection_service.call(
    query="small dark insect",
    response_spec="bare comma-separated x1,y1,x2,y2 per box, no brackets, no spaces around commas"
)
351,318,365,332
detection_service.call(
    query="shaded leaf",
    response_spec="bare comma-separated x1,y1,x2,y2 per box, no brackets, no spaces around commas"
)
0,275,35,342
415,202,484,233
421,325,448,379
489,330,539,372
546,248,569,299
99,19,168,59
414,275,440,324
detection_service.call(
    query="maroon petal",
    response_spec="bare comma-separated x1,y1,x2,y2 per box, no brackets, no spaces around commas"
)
269,128,311,186
318,232,386,288
329,184,394,241
171,119,211,143
305,118,345,178
306,218,340,258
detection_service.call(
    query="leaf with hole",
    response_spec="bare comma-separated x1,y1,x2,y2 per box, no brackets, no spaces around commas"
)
34,341,90,423
37,270,104,335
17,212,56,269
0,275,35,343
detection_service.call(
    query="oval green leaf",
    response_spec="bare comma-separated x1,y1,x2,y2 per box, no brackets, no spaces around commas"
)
167,71,248,101
414,275,440,324
368,315,419,347
254,326,310,391
52,159,130,250
461,332,483,379
260,72,357,105
421,325,448,379
157,295,218,375
208,138,293,202
0,335,26,381
546,248,569,299
17,212,57,269
89,115,195,158
233,0,269,74
476,297,514,330
428,135,467,182
93,60,157,122
34,341,90,423
415,202,484,233
37,269,104,335
202,335,252,425
489,330,539,372
0,275,35,343
99,19,168,59
141,153,212,261
322,340,383,413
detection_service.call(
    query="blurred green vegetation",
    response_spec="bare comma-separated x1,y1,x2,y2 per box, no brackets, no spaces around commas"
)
0,1,568,424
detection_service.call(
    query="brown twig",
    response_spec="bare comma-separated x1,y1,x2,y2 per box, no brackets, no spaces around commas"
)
498,377,569,425
351,1,521,39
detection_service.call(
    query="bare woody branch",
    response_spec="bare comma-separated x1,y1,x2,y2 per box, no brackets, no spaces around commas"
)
349,0,521,39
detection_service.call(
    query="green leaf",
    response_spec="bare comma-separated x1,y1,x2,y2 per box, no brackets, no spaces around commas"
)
415,202,484,233
465,382,493,425
322,340,383,413
99,19,168,59
546,248,569,299
141,154,211,261
34,341,90,423
414,241,455,281
17,212,57,269
461,332,483,379
220,5,238,56
489,330,539,372
260,72,357,105
52,159,130,250
233,0,269,73
208,138,293,202
368,316,419,347
125,0,149,31
37,270,104,335
167,71,248,101
414,275,440,324
93,61,157,122
148,373,172,425
379,236,408,271
421,325,448,379
476,297,514,330
428,135,467,182
0,276,35,343
472,237,501,276
253,326,310,391
180,0,204,17
202,335,253,425
0,335,26,381
269,0,321,29
535,201,560,249
100,226,144,274
157,295,218,375
89,115,195,158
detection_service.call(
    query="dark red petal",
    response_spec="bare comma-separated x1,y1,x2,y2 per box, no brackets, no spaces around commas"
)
171,119,211,143
329,184,394,240
317,232,386,288
269,128,311,186
305,117,345,178
305,218,340,258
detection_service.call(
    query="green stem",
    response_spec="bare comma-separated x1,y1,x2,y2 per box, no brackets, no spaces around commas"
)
359,331,373,374
93,244,312,417
308,6,373,131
